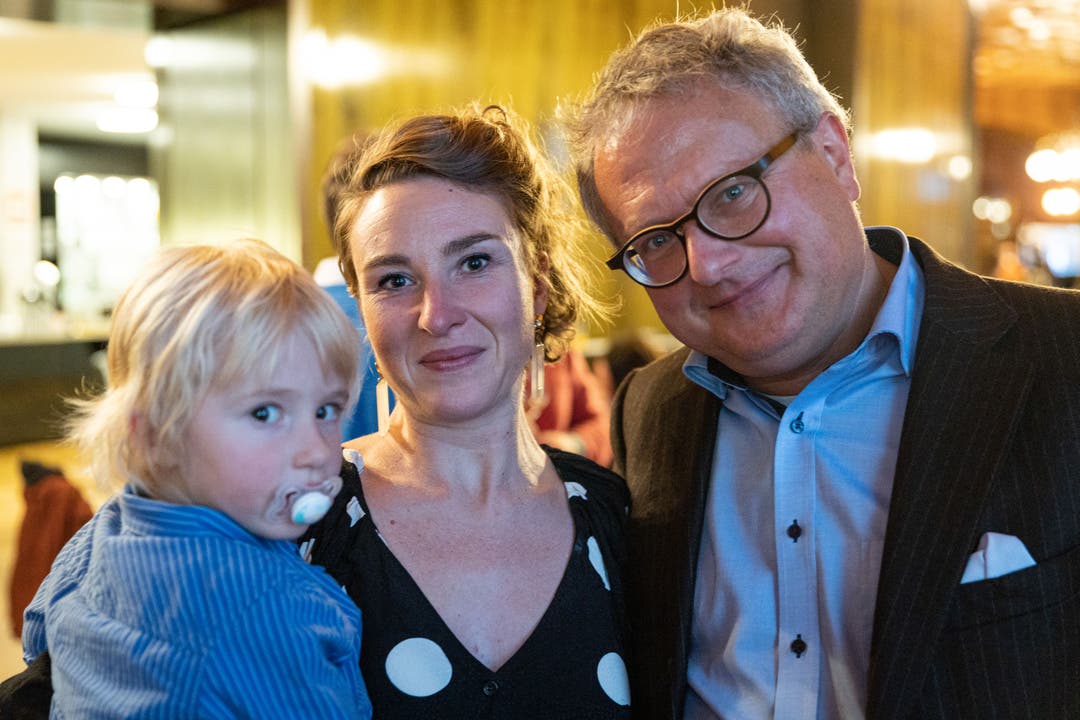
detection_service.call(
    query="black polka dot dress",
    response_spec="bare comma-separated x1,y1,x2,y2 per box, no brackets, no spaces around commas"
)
302,447,632,719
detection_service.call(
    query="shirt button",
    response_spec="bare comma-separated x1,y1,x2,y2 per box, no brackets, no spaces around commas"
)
791,634,807,658
789,411,805,433
786,519,802,542
482,680,499,697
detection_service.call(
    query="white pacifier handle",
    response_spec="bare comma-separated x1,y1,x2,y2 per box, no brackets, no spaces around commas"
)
291,491,333,525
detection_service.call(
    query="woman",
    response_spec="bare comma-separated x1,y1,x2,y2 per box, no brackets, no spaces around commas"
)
303,106,631,718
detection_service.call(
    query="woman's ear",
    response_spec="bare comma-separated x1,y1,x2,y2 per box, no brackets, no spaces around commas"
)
533,252,551,317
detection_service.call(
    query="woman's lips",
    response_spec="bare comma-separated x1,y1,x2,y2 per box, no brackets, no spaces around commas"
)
418,346,484,371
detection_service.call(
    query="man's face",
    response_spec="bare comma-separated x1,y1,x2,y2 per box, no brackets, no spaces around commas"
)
593,83,887,395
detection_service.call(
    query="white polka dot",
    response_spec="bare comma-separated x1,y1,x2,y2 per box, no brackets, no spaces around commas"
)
385,638,452,697
597,652,630,706
342,447,364,470
587,536,610,590
298,538,314,563
564,482,588,500
346,495,365,527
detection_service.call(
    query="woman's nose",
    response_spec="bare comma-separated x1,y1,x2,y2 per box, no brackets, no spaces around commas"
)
418,282,466,335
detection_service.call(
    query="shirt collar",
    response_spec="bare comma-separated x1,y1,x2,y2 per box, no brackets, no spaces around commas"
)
863,225,923,377
683,225,925,396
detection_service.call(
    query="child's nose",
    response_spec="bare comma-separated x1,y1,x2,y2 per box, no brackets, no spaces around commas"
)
294,418,338,469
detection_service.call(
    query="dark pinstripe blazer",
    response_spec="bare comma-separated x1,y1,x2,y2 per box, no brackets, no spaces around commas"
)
612,232,1080,719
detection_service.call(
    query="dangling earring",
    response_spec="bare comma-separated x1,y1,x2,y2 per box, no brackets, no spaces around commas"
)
530,314,545,403
375,360,390,436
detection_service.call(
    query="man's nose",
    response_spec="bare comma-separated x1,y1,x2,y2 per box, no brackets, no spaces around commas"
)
682,221,741,285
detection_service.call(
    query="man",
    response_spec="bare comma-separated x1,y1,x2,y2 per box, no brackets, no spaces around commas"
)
564,8,1080,720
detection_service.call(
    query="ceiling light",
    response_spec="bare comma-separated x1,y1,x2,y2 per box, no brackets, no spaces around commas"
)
145,36,174,68
1026,133,1080,183
96,108,158,134
1043,187,1080,217
869,128,937,164
114,80,158,108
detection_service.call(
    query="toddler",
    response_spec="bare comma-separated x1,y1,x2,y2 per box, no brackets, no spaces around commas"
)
22,239,372,718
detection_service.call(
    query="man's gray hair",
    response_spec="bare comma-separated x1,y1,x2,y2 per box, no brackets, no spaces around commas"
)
562,7,851,241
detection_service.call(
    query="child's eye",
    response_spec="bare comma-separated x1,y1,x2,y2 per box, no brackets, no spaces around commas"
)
316,403,342,421
251,404,282,423
462,254,490,272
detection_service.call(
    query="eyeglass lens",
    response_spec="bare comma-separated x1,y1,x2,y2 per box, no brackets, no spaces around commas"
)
625,174,769,286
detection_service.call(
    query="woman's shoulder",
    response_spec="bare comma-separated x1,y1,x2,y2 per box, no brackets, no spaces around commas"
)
299,452,369,568
544,446,630,514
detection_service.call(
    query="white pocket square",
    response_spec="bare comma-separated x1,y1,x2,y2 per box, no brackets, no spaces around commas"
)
960,531,1036,584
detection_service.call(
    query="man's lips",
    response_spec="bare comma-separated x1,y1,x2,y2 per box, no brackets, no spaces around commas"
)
418,346,484,370
708,264,782,308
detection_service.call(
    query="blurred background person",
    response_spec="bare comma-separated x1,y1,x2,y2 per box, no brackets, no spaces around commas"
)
7,462,92,639
525,348,613,466
316,134,388,440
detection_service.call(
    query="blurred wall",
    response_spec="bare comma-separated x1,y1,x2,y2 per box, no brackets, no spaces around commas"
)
294,0,974,334
853,0,976,266
0,115,39,325
296,0,690,335
154,3,300,258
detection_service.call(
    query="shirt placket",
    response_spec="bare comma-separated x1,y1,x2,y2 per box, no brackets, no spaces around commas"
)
773,398,819,719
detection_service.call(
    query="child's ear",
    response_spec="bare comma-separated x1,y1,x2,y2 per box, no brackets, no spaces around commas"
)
129,412,150,449
129,413,170,472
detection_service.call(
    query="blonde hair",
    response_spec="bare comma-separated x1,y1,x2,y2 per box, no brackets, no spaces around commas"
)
332,104,609,361
563,7,851,241
69,239,360,493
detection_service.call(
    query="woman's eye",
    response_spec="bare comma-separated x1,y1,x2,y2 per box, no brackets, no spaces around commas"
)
251,404,282,423
377,273,412,290
462,254,490,272
317,403,342,421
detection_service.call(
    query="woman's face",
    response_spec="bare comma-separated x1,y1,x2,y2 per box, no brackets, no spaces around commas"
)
349,176,547,428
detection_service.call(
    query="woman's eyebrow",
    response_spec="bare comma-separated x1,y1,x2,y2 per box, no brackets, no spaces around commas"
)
442,233,501,257
362,233,502,271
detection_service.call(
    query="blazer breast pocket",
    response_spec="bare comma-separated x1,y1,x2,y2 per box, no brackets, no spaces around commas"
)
926,543,1080,719
945,540,1080,631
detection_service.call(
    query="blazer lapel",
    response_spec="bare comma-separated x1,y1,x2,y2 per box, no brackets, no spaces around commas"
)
667,373,721,718
622,349,721,719
867,239,1034,718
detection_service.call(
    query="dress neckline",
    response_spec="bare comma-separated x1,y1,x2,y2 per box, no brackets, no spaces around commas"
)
344,455,583,675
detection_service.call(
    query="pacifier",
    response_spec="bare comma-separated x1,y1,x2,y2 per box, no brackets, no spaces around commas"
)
287,474,343,525
291,491,334,524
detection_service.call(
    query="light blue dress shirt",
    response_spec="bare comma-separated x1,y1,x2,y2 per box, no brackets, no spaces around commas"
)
682,227,925,719
315,258,394,440
319,281,394,440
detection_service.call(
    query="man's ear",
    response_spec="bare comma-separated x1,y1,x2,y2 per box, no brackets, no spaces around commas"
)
812,112,861,202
